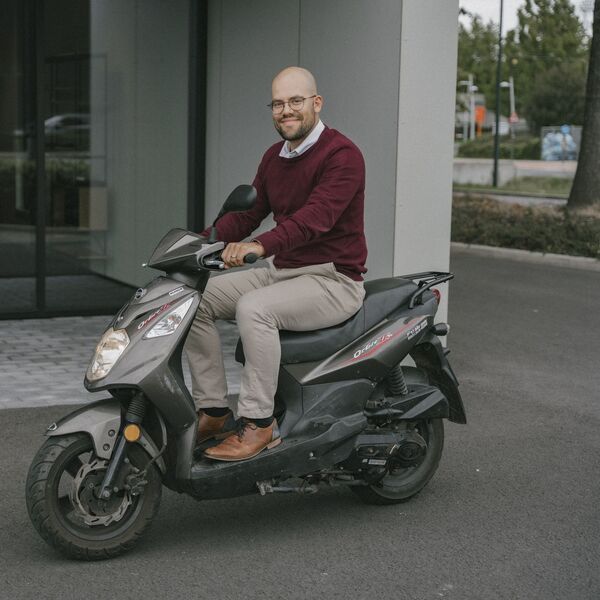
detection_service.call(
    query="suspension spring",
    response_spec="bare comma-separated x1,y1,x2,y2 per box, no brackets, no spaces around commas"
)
387,364,408,396
126,393,147,423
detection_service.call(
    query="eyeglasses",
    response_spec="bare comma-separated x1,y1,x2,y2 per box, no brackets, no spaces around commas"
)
268,95,317,115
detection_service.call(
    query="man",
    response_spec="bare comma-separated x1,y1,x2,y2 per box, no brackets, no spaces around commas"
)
185,66,367,462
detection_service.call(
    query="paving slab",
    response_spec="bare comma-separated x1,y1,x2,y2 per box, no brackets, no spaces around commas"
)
0,316,241,408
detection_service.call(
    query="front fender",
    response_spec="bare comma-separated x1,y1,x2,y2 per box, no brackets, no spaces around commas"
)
46,398,166,473
47,399,121,459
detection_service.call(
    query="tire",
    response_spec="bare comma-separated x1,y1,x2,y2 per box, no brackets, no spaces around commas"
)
26,433,162,560
351,419,444,505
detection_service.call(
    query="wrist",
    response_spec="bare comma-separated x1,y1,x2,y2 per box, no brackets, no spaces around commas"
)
251,240,266,257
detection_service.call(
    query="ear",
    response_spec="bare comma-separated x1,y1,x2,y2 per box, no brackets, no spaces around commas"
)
314,95,323,115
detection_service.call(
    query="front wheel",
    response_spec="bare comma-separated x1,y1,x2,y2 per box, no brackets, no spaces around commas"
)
351,419,444,505
26,433,162,560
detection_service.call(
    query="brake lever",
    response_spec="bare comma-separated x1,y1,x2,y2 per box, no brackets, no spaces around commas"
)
201,258,225,270
200,251,258,270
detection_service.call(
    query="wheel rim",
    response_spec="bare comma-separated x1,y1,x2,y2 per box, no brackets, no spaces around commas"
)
50,439,146,541
370,420,441,499
70,458,133,526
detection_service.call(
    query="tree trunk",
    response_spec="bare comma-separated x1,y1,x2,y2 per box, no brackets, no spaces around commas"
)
568,0,600,209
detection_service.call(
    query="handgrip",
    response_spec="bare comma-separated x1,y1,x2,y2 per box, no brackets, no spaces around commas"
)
244,253,259,264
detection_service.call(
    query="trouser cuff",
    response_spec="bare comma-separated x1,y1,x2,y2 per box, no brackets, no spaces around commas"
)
194,399,230,410
237,410,275,420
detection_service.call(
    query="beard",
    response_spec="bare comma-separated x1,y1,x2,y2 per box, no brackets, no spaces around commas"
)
274,113,316,142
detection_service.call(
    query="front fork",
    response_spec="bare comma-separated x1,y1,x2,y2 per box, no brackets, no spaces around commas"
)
98,394,148,500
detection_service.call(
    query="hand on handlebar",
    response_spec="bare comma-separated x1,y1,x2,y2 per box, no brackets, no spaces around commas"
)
221,241,265,269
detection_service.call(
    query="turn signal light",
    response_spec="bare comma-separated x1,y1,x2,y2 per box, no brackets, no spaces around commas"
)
432,288,441,304
432,323,450,336
123,423,142,442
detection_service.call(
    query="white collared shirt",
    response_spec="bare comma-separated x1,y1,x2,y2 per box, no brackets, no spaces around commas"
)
279,120,325,159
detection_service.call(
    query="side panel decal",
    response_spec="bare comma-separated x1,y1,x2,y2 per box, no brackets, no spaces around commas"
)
343,317,427,365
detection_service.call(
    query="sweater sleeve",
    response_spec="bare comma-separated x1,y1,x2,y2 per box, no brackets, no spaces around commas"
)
254,146,364,256
200,154,272,241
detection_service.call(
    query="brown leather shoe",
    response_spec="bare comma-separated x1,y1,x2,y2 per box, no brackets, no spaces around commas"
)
203,419,281,461
196,410,235,445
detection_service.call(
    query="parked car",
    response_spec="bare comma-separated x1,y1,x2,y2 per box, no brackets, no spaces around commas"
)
44,113,90,150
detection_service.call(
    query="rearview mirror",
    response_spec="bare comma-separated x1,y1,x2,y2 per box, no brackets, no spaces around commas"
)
221,185,257,215
209,185,258,242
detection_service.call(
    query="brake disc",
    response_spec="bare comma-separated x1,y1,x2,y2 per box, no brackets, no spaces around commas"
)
70,458,133,527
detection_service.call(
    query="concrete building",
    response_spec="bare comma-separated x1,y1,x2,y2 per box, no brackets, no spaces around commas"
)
0,0,458,320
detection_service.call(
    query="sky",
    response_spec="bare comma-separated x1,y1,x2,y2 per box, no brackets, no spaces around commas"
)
458,0,594,34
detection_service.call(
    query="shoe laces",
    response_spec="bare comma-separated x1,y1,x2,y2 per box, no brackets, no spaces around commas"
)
234,418,257,439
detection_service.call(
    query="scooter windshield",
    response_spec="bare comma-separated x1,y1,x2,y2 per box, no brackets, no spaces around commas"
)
147,228,207,271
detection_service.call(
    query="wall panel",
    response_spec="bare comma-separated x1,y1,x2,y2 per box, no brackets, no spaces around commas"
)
299,0,401,280
205,0,299,223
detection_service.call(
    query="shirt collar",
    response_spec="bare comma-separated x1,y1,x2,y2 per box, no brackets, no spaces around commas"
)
279,120,325,159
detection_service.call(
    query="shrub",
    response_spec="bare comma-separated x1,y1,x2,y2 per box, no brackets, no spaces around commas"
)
451,195,600,259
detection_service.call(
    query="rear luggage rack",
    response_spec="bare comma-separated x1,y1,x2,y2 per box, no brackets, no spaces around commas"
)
398,271,454,308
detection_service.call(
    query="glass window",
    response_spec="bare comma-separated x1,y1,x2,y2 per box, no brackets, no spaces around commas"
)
0,0,192,316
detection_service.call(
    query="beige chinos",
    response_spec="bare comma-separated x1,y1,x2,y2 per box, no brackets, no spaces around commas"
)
184,260,365,419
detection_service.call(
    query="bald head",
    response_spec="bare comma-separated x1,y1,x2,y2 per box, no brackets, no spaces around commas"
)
270,66,323,150
272,67,318,98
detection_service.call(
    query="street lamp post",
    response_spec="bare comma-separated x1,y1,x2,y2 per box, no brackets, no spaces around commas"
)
500,76,516,138
458,75,479,141
493,0,504,187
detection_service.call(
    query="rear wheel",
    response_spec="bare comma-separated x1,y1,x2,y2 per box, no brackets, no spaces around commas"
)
26,433,162,560
351,419,444,505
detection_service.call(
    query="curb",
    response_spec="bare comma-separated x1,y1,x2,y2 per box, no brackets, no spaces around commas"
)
451,242,600,272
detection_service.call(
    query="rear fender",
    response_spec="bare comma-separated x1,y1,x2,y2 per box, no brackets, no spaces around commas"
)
46,398,166,473
367,385,450,421
409,334,467,424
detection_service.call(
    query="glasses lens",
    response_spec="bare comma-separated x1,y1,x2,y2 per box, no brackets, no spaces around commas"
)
271,102,284,114
290,98,304,110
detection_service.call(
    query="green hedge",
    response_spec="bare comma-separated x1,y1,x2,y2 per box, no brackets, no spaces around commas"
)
457,135,541,160
0,158,90,223
452,195,600,259
0,157,89,188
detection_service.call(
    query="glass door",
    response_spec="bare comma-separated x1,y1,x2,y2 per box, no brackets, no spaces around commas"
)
44,1,93,310
43,0,131,312
1,0,192,318
0,0,133,317
0,0,38,315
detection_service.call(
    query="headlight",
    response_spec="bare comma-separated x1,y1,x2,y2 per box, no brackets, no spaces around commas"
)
86,328,130,382
144,297,193,339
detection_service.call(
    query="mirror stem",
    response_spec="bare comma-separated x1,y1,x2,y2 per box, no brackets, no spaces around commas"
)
212,210,225,227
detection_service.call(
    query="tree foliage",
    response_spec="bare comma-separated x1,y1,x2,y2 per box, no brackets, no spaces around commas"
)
507,0,588,131
458,0,589,131
527,62,587,130
457,16,499,107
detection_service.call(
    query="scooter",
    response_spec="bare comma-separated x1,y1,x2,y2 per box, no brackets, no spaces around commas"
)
26,185,466,560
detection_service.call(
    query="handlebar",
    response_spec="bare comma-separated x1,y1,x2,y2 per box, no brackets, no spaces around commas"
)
199,249,260,270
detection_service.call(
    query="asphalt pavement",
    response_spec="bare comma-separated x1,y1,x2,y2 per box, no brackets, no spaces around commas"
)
1,250,599,600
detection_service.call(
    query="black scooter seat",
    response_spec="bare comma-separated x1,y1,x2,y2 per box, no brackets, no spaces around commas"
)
235,277,418,365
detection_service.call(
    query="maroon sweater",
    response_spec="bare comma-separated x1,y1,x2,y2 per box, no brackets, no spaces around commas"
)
211,127,367,281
